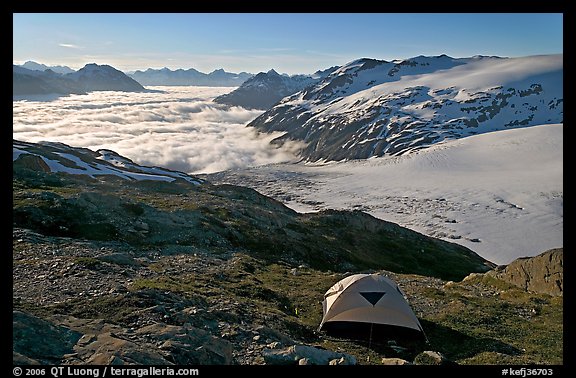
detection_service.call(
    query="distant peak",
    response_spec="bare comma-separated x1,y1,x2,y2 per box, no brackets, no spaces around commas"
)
267,69,279,76
470,54,505,60
80,63,116,71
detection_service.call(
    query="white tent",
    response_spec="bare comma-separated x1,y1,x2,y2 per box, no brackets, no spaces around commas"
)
318,273,424,338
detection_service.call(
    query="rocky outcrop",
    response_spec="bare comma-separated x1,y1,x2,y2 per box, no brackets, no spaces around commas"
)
13,311,233,365
486,248,563,296
13,311,82,364
12,154,51,173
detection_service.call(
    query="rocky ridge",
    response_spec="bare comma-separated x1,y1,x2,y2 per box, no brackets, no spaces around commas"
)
484,249,563,296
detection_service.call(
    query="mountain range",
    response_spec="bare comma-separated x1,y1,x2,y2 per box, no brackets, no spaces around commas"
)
128,67,253,87
13,63,145,96
247,54,563,161
19,60,76,75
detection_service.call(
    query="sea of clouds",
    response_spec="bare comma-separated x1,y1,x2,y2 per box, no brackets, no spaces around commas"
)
13,86,303,174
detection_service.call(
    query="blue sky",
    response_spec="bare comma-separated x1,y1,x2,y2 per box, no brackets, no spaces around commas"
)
13,13,563,74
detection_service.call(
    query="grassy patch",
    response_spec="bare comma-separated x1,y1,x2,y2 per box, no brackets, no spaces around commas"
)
421,283,563,364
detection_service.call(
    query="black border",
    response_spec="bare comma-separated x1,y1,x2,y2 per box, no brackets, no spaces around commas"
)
10,4,568,375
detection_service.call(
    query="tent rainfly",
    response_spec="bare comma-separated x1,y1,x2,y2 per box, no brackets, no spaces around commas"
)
318,273,425,339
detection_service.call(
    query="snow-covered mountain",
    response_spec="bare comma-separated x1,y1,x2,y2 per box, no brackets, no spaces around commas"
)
213,66,338,110
13,140,203,185
248,54,563,161
129,67,253,87
13,63,145,96
19,61,76,74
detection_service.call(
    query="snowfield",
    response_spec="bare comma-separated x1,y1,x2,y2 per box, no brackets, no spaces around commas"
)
208,124,563,265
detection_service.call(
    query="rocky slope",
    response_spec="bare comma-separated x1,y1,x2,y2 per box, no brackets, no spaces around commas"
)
129,67,253,87
12,141,562,365
13,140,490,280
248,54,563,161
13,228,562,365
13,63,145,96
213,67,337,110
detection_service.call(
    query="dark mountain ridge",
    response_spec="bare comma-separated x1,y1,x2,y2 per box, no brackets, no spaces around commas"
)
13,63,145,96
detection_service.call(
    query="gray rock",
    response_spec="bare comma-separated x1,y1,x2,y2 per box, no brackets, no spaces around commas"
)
254,325,294,345
13,351,41,365
485,248,563,296
97,253,139,267
381,357,411,365
329,357,353,365
413,350,451,365
133,221,149,232
13,311,82,364
262,344,356,365
82,332,167,365
135,323,233,364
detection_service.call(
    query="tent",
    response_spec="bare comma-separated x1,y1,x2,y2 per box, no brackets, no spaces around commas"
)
318,273,425,340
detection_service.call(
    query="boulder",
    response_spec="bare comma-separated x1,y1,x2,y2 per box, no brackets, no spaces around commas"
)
486,248,563,296
413,350,452,365
381,357,412,365
13,154,51,173
262,344,356,365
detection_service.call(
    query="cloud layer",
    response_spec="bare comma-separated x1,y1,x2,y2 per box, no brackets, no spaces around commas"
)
13,87,303,174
